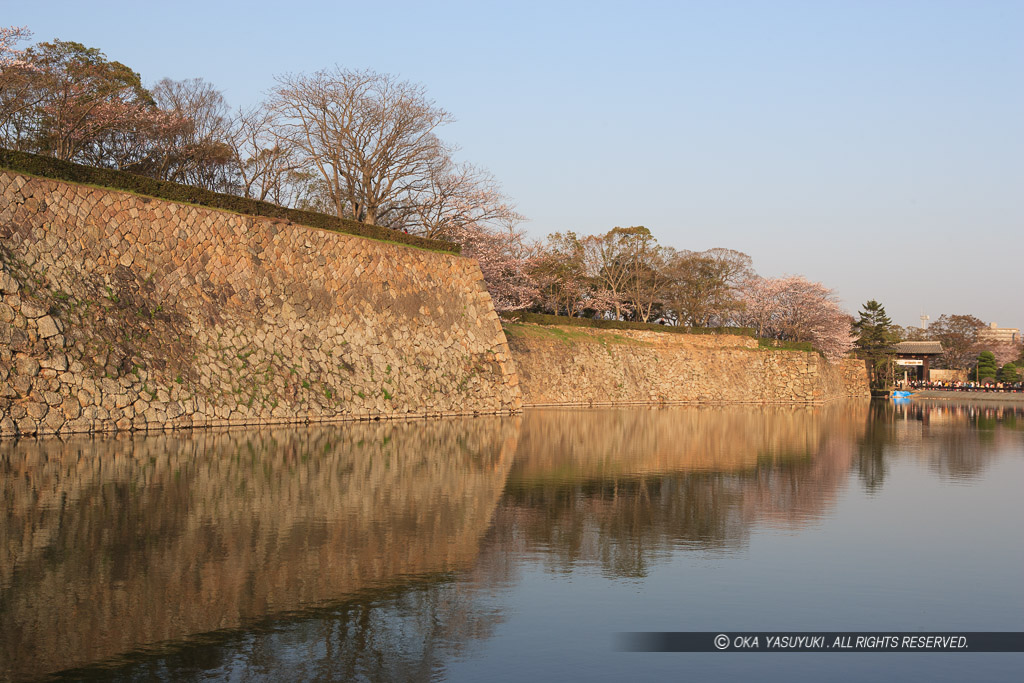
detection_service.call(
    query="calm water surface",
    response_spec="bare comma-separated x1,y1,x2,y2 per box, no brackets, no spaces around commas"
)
1,401,1022,681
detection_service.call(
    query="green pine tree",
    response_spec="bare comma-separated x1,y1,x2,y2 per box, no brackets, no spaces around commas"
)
997,362,1020,383
976,351,998,381
852,300,899,390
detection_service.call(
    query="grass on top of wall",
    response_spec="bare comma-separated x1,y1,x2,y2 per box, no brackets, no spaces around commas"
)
502,322,646,345
0,148,460,255
502,312,822,355
757,338,818,354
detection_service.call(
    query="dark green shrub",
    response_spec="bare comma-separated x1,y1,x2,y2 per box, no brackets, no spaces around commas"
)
998,362,1020,382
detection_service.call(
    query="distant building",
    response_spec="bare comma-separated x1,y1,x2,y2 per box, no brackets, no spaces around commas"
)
893,341,943,381
977,323,1019,345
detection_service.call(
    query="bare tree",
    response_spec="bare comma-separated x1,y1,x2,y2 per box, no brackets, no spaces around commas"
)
407,160,522,239
582,227,645,320
268,68,454,225
226,103,299,203
622,228,671,323
142,77,234,190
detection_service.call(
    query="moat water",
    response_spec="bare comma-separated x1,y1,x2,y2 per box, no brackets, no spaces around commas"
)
2,401,1022,682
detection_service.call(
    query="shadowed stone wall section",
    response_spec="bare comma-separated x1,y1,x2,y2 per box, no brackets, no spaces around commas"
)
505,324,869,405
0,171,521,436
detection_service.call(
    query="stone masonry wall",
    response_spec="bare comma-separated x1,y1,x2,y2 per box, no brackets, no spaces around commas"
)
505,324,869,405
0,171,521,436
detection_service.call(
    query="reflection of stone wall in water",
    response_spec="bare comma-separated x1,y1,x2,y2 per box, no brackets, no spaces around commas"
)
506,325,870,405
0,171,520,437
511,404,868,480
499,404,868,576
0,419,518,680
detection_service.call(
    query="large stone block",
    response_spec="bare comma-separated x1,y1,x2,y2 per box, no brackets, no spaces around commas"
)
0,272,18,294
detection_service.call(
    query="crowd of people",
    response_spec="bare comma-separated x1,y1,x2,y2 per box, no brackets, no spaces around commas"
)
908,380,1024,393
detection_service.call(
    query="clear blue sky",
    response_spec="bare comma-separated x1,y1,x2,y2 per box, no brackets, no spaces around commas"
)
9,1,1023,330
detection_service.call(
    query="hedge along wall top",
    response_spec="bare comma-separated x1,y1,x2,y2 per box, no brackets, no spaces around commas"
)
0,149,460,255
500,310,756,337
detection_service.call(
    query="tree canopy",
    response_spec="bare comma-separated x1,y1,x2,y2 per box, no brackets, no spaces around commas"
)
998,362,1020,383
927,314,984,369
975,351,998,381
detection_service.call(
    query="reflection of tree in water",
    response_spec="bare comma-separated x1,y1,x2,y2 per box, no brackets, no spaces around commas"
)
496,405,865,578
857,402,893,493
78,578,506,682
860,400,1023,487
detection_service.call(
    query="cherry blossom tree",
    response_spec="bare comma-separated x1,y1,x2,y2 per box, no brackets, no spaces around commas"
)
22,41,162,161
0,26,32,68
0,26,40,148
982,341,1021,368
0,39,166,163
736,275,855,361
531,232,592,317
458,220,538,312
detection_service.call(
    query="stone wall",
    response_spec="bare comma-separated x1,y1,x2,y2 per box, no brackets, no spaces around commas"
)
505,324,869,405
0,170,521,436
929,368,967,383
